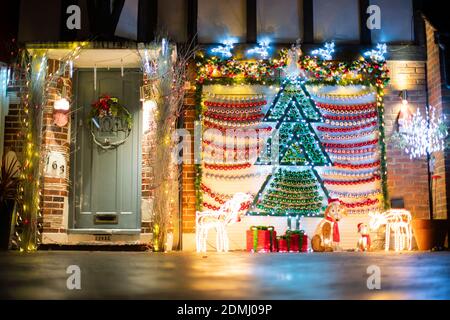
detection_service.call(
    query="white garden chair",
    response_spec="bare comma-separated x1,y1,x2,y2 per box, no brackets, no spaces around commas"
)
196,193,253,252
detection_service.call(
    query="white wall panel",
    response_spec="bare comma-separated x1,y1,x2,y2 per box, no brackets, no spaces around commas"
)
313,0,360,43
18,0,61,42
158,0,187,43
257,0,303,43
370,0,414,43
198,0,247,43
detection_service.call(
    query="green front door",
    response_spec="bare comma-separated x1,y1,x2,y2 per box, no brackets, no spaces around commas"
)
70,70,142,232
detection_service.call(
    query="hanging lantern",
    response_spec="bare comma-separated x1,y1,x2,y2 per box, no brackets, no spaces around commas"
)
54,97,70,111
53,81,70,127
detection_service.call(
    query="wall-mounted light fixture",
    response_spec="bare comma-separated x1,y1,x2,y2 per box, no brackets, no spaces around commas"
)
54,96,70,111
397,90,412,132
399,89,408,105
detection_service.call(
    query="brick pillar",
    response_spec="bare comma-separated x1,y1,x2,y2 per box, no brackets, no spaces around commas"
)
181,91,196,233
40,59,72,235
425,20,449,220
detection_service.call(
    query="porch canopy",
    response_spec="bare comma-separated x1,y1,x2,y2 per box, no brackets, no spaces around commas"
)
45,49,143,68
26,42,176,68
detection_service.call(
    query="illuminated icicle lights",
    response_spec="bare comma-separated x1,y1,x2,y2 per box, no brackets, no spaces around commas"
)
94,64,97,91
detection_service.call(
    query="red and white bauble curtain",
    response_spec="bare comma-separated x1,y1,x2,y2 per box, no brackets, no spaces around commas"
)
308,86,383,214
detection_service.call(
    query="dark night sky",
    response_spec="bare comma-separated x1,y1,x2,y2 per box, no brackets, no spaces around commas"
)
421,4,450,33
3,1,450,40
2,1,450,63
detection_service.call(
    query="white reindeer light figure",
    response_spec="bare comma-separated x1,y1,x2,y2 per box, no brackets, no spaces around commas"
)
196,193,253,252
369,209,413,251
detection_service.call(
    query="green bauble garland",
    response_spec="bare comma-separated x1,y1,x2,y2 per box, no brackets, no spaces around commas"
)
256,169,325,217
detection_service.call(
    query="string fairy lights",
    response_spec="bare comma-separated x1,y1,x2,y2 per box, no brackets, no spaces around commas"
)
311,42,335,61
247,40,271,59
369,209,412,251
391,106,448,159
196,193,253,252
138,39,196,251
211,39,236,58
195,41,391,214
364,43,387,62
12,43,88,252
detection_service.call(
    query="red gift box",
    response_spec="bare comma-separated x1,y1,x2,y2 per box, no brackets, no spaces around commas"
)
301,235,308,252
277,238,288,252
289,234,300,252
246,226,277,253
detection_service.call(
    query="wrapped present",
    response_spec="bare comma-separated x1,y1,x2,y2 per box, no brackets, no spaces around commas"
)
301,235,308,252
289,234,300,252
277,236,288,252
286,230,305,252
246,226,277,253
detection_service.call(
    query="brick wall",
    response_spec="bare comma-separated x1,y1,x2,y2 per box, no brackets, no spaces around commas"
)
3,102,24,154
425,19,449,220
384,60,431,219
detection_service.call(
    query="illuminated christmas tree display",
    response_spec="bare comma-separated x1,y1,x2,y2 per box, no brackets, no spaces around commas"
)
252,81,331,216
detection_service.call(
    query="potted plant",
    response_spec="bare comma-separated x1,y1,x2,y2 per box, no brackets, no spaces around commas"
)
391,106,449,250
0,152,21,250
411,165,448,251
411,213,448,251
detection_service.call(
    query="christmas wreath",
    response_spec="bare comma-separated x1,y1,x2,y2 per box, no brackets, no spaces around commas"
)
89,95,133,150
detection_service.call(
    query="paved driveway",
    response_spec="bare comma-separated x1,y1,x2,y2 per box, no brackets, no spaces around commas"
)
0,251,449,299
